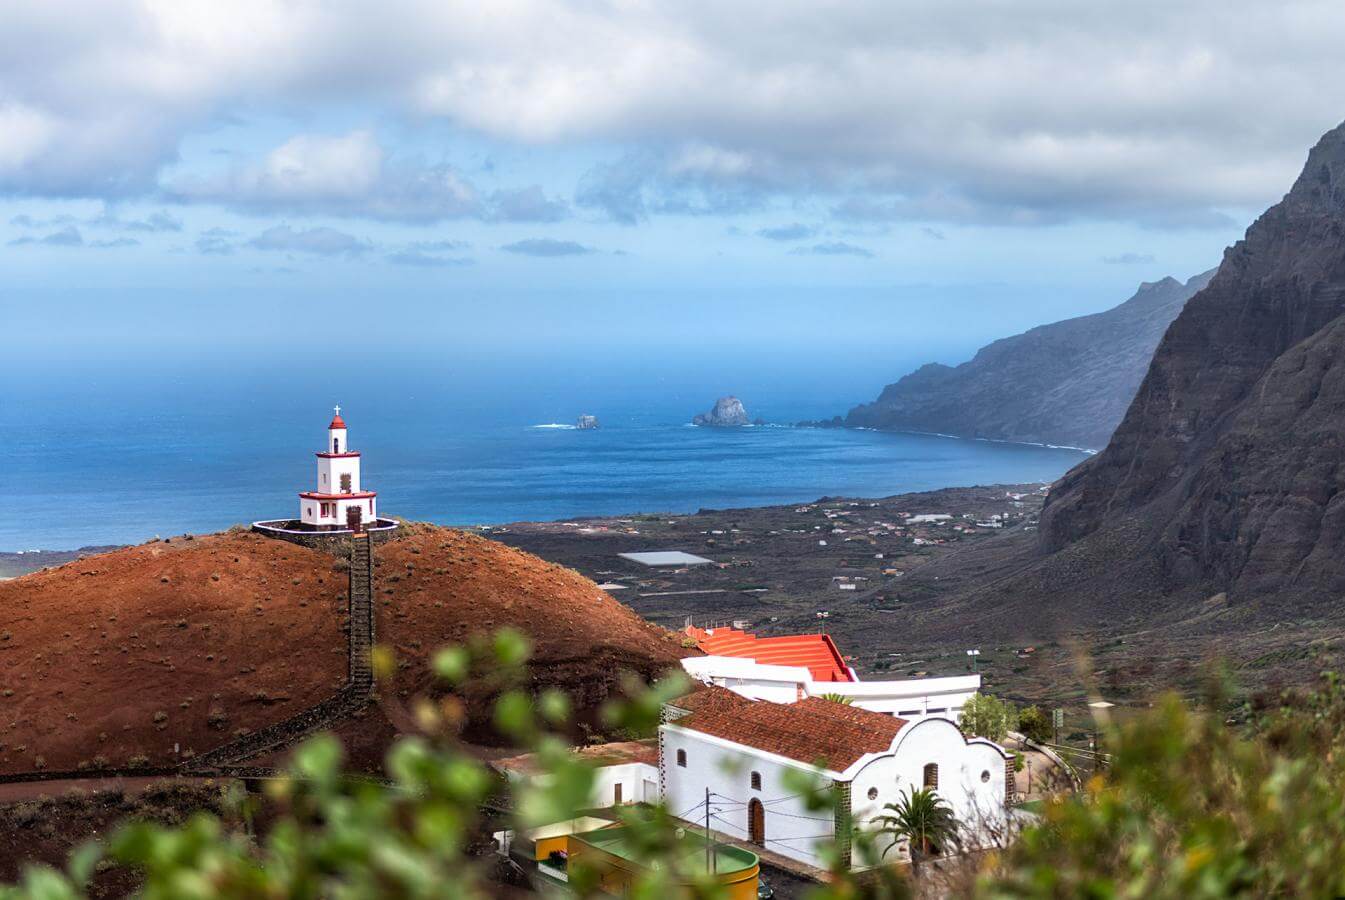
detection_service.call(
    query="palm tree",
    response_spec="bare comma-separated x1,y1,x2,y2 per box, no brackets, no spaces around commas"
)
875,787,958,870
818,692,854,705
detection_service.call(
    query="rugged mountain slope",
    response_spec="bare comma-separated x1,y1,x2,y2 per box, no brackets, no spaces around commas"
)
0,527,688,775
1040,119,1345,606
845,271,1214,449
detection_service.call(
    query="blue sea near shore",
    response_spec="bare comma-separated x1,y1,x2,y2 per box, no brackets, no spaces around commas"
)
0,349,1089,552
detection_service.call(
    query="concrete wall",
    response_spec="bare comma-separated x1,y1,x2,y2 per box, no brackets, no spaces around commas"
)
679,657,978,723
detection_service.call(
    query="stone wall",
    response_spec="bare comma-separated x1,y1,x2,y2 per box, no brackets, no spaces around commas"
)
252,521,400,557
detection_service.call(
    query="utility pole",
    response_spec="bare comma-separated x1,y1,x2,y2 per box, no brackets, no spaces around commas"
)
704,787,713,872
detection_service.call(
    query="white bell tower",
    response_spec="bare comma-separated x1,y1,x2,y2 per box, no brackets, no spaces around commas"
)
298,406,379,529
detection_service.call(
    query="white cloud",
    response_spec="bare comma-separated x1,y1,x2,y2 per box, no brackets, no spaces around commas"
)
1,2,1344,224
247,224,372,257
500,238,595,257
169,130,480,223
788,241,874,258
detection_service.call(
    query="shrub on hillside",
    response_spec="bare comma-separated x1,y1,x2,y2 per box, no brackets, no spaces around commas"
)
1016,705,1052,744
977,675,1345,897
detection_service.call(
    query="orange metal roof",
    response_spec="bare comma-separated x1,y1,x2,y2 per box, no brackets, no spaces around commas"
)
685,626,855,682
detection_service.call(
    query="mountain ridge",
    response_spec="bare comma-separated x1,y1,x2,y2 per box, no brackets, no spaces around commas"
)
1038,119,1345,606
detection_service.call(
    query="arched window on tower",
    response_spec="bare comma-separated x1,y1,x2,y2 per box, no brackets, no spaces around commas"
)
333,436,340,453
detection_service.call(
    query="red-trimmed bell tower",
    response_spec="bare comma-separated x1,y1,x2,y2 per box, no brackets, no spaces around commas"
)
298,406,378,529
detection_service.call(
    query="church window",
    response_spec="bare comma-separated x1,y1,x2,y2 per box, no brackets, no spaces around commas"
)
333,437,340,453
750,771,761,790
677,749,687,768
923,763,939,790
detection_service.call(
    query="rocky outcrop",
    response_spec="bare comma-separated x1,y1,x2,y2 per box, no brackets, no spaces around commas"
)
843,271,1214,450
693,396,751,427
1039,119,1345,604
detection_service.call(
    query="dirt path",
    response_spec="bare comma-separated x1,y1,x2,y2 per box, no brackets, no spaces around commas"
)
0,774,226,803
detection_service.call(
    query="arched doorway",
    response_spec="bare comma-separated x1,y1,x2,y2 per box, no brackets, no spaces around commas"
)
748,798,765,845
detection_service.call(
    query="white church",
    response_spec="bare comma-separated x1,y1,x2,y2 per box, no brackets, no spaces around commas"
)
255,407,394,536
297,406,380,530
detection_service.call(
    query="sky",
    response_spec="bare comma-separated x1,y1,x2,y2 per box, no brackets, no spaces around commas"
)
5,1,1345,369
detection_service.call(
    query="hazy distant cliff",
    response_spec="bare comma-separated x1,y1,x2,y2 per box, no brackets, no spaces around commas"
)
844,271,1214,450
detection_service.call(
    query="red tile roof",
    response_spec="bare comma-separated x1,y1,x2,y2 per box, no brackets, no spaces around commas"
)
685,626,855,682
329,413,347,429
670,686,906,771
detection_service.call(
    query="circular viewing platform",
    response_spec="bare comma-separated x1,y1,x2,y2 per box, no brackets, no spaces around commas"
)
252,518,400,554
252,518,400,536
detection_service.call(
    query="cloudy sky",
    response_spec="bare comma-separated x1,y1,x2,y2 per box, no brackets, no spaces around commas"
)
6,0,1345,365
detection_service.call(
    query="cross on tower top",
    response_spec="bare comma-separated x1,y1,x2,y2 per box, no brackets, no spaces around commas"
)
334,405,341,417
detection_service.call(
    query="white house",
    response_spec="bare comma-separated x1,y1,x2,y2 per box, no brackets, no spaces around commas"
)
493,741,661,809
297,407,379,529
660,687,1012,871
680,626,980,723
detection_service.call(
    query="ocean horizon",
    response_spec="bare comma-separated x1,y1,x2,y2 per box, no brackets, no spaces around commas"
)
0,352,1088,551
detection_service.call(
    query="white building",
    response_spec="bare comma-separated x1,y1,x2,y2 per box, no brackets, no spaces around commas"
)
493,741,660,809
298,407,379,530
680,626,980,723
661,687,1012,870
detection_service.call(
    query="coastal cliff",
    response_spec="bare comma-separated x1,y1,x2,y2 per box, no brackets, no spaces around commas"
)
843,271,1213,450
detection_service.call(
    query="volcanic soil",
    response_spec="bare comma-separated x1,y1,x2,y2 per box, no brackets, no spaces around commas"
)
0,525,691,777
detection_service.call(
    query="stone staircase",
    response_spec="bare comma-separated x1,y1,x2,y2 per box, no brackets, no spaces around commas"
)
349,533,375,689
186,533,379,773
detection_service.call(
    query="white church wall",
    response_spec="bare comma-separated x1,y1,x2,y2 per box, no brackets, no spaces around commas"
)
661,725,836,869
848,718,1009,865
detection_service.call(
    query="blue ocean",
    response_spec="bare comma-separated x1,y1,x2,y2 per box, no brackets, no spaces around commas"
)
0,350,1089,551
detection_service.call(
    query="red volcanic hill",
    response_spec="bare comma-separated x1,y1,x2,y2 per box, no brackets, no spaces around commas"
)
0,526,690,776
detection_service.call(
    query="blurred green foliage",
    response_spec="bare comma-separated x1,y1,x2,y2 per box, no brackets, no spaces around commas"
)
10,636,1345,899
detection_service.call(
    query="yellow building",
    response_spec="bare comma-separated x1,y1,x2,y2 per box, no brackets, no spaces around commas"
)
565,824,760,899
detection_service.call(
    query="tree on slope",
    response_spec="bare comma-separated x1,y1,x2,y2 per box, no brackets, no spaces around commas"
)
961,692,1012,742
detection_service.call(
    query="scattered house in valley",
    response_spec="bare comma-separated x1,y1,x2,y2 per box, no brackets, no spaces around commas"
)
618,550,715,567
678,626,980,721
661,687,1013,870
907,514,954,524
